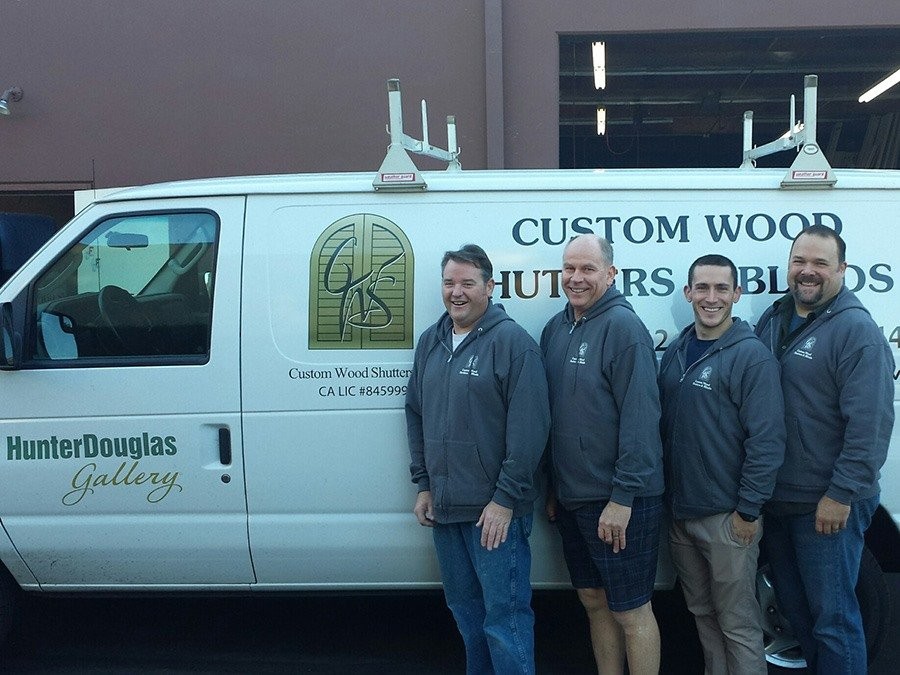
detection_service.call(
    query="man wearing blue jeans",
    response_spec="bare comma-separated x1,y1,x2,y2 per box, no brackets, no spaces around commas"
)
406,244,550,674
755,225,894,673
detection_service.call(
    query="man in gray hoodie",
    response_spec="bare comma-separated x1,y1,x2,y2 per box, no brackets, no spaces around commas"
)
660,254,785,674
755,225,894,673
406,244,550,675
541,234,664,675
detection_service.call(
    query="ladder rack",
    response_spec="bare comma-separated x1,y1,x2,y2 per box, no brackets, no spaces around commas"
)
741,74,836,188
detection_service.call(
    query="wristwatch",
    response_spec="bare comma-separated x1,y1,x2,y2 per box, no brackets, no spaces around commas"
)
737,511,758,523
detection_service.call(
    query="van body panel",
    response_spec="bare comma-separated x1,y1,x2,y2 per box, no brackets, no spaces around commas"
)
0,522,36,589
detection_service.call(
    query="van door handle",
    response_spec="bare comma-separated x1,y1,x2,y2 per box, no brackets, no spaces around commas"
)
218,427,232,465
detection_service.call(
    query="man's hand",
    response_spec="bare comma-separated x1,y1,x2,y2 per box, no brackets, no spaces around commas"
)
598,501,632,553
477,501,513,550
414,490,435,527
816,495,851,535
546,492,558,523
730,511,759,546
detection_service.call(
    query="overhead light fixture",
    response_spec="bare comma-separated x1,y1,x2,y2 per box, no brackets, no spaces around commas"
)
858,67,900,103
0,86,24,116
596,106,606,135
592,41,606,90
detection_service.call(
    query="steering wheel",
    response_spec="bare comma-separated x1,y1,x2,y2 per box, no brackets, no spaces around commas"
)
97,285,153,355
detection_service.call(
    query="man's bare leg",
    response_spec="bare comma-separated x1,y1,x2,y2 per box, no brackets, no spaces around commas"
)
576,587,626,674
611,600,660,675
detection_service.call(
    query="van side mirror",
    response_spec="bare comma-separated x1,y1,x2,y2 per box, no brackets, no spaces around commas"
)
0,301,20,370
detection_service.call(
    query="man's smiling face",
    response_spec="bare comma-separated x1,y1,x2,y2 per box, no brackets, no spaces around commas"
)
788,233,846,316
684,264,741,340
442,260,493,333
562,236,616,321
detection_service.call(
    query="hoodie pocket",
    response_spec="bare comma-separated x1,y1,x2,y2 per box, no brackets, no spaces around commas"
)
445,440,496,508
783,416,830,489
671,441,727,509
551,431,611,501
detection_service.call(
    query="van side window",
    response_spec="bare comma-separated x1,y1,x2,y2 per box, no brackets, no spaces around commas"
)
28,211,218,363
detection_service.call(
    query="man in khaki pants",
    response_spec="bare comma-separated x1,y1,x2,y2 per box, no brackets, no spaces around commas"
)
659,254,785,674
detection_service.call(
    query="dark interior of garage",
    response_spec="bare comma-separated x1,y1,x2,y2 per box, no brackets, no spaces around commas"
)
560,28,900,169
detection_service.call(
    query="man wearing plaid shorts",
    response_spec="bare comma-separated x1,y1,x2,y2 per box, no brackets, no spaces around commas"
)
541,235,665,675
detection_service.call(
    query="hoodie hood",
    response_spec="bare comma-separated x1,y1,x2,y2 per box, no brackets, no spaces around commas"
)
757,286,871,356
660,317,758,380
431,300,513,349
564,285,634,325
770,285,869,325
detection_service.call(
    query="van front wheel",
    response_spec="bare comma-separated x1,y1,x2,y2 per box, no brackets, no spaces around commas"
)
756,546,891,669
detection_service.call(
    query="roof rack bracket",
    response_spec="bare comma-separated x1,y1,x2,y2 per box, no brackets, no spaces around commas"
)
374,79,461,191
740,75,836,188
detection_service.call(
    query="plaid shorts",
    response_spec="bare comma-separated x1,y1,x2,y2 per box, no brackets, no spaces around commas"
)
555,495,662,612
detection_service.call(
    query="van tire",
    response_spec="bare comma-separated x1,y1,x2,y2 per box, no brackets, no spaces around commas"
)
857,546,892,663
757,546,891,669
0,566,18,645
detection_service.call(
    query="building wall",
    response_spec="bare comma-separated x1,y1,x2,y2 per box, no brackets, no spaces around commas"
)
1,0,898,188
0,0,488,187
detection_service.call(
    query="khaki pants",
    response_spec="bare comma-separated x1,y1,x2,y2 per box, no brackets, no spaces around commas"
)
670,512,766,675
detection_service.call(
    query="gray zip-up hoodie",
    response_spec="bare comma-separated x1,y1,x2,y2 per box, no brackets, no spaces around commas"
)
755,287,894,505
406,301,551,524
659,318,785,520
540,286,664,509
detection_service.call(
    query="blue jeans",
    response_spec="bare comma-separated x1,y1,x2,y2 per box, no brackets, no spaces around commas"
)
432,514,535,675
762,494,878,674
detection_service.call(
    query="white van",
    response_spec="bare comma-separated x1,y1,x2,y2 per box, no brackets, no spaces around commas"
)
1,165,897,662
0,82,897,667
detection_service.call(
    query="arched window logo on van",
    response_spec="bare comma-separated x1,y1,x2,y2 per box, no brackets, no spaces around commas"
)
309,214,414,349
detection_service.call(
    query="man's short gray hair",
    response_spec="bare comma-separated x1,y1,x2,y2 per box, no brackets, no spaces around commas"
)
564,234,614,266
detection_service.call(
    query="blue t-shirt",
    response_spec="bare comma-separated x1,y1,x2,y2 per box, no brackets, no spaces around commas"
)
686,332,716,367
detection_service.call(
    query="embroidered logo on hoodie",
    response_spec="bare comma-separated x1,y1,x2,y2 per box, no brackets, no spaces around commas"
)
692,365,713,391
459,355,480,376
569,342,589,365
793,336,816,360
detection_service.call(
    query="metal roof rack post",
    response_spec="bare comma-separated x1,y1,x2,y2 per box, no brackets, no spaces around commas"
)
740,75,836,188
373,79,461,191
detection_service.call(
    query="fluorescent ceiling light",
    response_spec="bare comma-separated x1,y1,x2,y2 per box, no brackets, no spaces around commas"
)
596,107,606,135
592,41,606,90
858,67,900,103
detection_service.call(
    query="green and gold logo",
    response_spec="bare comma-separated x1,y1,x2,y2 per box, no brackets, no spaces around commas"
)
309,214,414,349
